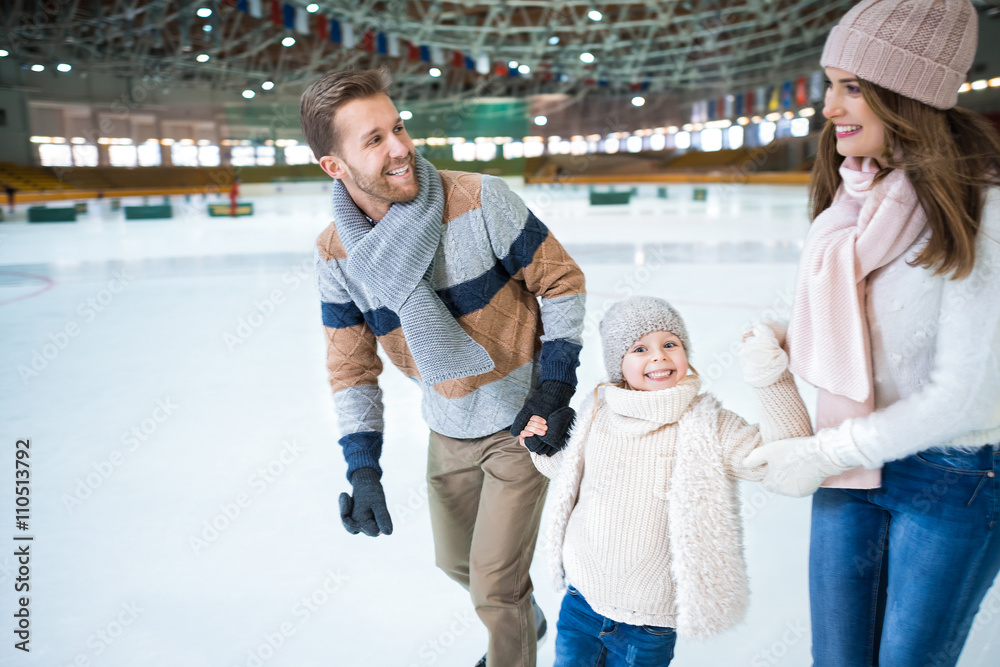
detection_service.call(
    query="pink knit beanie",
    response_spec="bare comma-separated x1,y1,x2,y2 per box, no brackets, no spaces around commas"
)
821,0,978,110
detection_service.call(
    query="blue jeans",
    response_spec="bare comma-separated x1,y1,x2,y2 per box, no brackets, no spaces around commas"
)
553,584,677,667
809,446,1000,667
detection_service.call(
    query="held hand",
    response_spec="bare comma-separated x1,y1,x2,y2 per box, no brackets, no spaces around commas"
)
739,321,790,387
519,415,548,447
743,426,859,497
510,380,576,455
339,468,393,537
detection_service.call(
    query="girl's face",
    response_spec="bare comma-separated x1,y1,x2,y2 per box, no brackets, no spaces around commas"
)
621,330,689,391
822,66,886,164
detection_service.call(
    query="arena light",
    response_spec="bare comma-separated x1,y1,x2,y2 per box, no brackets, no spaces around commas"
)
971,79,988,90
261,80,274,90
306,3,319,12
0,49,8,57
958,82,971,93
429,67,442,77
799,107,815,117
202,24,212,32
588,10,602,21
765,112,781,122
631,96,645,107
533,115,547,126
508,60,519,69
242,89,255,99
548,36,559,45
518,64,530,74
282,37,296,47
990,78,1000,88
196,7,212,18
57,63,71,72
31,64,44,72
196,54,210,63
580,52,595,64
737,116,749,125
400,110,413,120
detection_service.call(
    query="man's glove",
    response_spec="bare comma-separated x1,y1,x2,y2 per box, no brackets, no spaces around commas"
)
339,468,393,536
743,421,868,497
510,380,576,457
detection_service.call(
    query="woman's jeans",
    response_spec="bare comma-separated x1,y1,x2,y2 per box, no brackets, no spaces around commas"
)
553,584,676,667
810,446,1000,667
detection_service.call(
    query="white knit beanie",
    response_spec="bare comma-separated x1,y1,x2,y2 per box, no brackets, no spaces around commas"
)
821,0,978,110
599,296,690,383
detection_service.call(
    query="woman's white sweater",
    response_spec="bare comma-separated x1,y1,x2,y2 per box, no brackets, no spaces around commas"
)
531,372,812,638
847,188,1000,465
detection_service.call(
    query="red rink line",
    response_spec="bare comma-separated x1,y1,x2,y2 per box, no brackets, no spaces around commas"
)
0,271,55,306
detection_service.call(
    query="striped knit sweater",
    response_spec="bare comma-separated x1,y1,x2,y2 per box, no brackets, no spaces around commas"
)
315,169,586,479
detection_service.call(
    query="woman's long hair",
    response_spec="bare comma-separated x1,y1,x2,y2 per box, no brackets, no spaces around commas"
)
810,79,1000,279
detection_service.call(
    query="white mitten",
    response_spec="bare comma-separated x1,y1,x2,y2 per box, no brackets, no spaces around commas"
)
743,420,870,497
739,321,789,387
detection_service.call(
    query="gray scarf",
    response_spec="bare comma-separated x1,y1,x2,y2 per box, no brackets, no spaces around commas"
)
332,152,495,387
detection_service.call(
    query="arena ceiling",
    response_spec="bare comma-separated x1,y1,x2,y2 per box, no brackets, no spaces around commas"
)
3,0,998,106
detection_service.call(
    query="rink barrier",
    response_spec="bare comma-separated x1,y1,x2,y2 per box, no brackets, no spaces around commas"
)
27,206,77,223
208,202,254,217
124,204,174,220
525,171,811,185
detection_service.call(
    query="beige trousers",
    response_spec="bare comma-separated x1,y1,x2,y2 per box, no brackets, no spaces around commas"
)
427,429,548,667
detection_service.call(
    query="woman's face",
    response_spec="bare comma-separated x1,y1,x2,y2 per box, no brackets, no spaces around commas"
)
822,66,886,164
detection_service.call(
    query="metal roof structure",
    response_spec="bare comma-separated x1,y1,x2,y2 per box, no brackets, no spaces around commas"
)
4,1,999,107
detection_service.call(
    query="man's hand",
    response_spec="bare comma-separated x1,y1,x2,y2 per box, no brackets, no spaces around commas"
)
339,468,393,536
510,380,575,456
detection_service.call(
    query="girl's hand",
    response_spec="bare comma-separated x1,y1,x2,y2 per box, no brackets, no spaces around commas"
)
518,415,548,448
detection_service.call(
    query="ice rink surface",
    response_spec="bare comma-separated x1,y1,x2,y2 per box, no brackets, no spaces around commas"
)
1,180,997,666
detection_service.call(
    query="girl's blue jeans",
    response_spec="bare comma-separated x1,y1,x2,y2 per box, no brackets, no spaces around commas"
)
809,446,1000,667
553,584,676,667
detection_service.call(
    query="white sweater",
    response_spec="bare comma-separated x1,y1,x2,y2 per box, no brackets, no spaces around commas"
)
531,372,812,637
848,188,1000,465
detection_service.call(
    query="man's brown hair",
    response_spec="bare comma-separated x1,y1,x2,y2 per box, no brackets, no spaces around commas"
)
300,67,392,159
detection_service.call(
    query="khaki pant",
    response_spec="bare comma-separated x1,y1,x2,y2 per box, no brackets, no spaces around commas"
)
427,429,548,667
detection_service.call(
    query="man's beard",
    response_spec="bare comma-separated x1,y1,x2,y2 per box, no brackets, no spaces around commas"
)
347,152,419,206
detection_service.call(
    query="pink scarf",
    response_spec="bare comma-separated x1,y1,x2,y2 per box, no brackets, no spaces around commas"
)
787,157,927,488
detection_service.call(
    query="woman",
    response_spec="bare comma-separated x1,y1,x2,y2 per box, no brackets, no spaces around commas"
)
745,0,1000,665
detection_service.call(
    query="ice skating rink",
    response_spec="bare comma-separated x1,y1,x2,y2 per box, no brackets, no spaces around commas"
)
2,181,998,667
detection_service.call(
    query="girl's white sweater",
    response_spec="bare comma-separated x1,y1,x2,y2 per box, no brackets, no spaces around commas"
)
531,372,812,637
849,189,1000,464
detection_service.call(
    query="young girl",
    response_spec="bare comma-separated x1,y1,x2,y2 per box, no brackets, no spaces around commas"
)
744,1,1000,664
518,296,813,666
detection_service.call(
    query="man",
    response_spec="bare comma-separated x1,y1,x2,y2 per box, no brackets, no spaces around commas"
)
300,68,586,667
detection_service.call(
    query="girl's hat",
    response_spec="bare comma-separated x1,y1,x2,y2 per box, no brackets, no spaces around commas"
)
599,296,690,383
821,0,977,110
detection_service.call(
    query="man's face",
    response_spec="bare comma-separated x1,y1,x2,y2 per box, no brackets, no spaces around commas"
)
322,94,418,216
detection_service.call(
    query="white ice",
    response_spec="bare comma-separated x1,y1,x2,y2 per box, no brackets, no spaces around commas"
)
1,181,997,667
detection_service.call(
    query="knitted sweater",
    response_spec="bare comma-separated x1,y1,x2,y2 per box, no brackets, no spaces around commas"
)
316,169,586,479
844,188,1000,465
531,372,812,638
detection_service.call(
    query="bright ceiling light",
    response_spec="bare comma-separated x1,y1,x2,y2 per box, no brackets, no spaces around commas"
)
533,116,547,126
57,63,72,72
307,3,319,12
588,10,603,21
196,7,212,18
196,54,210,63
242,90,256,99
518,65,530,74
429,67,442,77
631,96,645,107
282,37,296,47
508,60,519,69
400,110,413,120
580,52,595,64
261,80,274,90
0,50,9,57
548,36,559,45
202,24,212,32
31,64,44,72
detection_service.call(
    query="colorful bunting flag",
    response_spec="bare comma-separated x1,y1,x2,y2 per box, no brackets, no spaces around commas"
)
282,3,295,30
248,0,262,18
795,76,807,106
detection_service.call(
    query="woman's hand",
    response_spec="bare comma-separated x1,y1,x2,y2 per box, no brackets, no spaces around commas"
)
518,415,548,448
